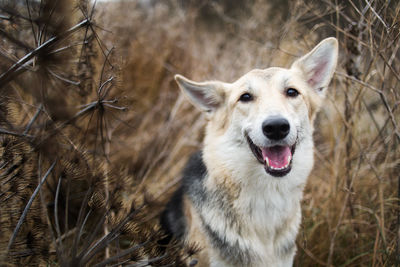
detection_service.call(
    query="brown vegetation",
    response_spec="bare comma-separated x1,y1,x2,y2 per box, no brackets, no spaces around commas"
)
0,0,398,266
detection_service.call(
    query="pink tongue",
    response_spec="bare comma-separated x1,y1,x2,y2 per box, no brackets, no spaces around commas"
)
261,146,292,169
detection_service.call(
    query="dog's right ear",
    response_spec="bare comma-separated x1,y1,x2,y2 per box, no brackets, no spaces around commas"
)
175,74,226,114
290,37,338,98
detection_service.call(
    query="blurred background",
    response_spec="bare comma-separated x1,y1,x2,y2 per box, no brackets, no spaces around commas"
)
0,0,399,266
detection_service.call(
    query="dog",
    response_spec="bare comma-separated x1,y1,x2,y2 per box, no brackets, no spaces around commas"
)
161,38,338,267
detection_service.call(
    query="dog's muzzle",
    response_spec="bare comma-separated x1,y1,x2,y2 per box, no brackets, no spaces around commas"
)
246,133,296,177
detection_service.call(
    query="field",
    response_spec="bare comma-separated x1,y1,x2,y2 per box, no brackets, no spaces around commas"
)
0,0,399,266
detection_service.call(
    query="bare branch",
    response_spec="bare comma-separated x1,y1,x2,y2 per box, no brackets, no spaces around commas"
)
0,19,89,87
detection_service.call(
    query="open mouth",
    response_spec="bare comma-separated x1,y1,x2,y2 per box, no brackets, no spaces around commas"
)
246,134,296,177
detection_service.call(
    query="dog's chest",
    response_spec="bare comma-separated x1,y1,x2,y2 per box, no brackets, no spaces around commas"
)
240,190,300,264
202,186,301,267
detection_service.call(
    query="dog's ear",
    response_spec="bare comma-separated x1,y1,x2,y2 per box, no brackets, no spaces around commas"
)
175,74,226,114
291,37,338,97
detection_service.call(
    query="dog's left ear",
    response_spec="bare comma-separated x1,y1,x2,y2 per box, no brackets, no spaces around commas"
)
175,74,226,115
291,37,338,97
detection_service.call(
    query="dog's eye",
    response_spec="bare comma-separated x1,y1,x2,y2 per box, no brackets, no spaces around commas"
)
286,88,299,97
239,93,253,102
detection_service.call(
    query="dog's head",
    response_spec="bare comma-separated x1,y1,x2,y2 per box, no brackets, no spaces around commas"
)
175,38,338,179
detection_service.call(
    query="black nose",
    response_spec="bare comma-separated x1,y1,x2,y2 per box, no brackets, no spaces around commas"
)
262,117,290,140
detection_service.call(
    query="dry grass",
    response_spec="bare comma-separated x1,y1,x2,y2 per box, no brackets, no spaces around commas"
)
0,0,399,266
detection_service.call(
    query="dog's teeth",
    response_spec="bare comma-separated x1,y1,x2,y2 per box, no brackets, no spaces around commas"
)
267,155,292,171
283,155,291,168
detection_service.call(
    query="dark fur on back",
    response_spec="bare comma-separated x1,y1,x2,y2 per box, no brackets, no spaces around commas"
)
161,151,253,265
160,151,206,241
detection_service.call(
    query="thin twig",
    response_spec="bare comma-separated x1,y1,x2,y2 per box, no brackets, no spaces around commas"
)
54,175,64,252
23,104,43,135
80,205,144,265
77,210,109,262
0,128,33,138
48,40,89,55
25,0,38,46
0,19,89,86
47,68,81,86
7,160,56,252
125,254,168,267
92,241,150,267
0,14,11,20
364,0,389,31
71,187,94,259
